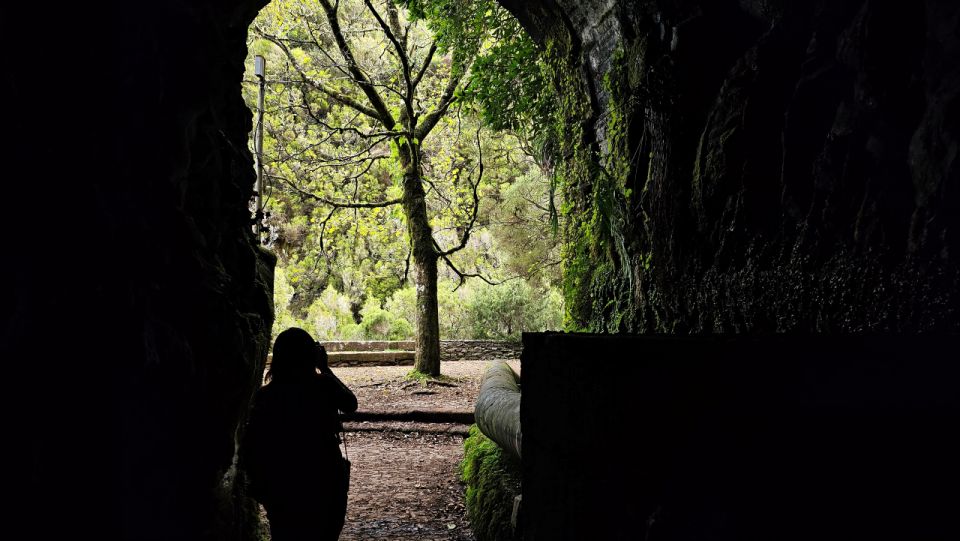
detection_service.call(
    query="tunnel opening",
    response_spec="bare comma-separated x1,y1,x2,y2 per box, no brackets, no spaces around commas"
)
235,1,548,538
5,1,958,540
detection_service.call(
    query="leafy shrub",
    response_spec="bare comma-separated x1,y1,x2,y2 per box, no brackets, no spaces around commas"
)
384,286,417,332
359,299,413,340
276,270,563,341
304,285,361,340
466,281,530,340
384,283,472,338
272,266,306,342
466,280,563,340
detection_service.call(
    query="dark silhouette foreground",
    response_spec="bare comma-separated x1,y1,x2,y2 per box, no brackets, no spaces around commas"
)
241,328,358,540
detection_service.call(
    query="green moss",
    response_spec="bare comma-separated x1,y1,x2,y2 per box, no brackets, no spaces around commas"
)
538,26,656,333
541,30,599,331
404,369,459,385
460,425,522,541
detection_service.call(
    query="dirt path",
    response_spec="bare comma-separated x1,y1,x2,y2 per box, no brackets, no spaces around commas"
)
339,431,473,541
257,360,519,540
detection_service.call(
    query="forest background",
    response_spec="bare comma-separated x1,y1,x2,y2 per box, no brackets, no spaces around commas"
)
242,0,564,344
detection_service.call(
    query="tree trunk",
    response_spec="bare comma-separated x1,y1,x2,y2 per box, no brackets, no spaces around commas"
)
401,163,442,376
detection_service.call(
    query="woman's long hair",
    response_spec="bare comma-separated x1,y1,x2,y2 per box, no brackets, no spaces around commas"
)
266,327,320,383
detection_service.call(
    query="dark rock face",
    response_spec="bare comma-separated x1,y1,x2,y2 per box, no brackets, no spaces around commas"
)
4,1,271,539
521,333,960,541
503,0,959,332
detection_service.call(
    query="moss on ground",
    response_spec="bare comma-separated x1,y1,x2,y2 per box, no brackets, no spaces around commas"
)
460,425,522,541
404,369,460,384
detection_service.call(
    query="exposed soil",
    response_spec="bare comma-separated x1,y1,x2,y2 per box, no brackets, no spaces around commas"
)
258,359,520,540
338,431,474,540
338,360,520,414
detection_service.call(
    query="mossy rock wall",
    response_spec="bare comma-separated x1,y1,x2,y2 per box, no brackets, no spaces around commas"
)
501,0,960,332
461,425,523,541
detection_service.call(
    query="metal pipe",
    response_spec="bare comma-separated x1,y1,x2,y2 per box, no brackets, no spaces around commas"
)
475,361,522,460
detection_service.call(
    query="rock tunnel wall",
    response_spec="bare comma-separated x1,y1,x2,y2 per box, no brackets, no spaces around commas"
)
3,0,957,539
5,1,273,539
501,0,960,332
520,332,960,541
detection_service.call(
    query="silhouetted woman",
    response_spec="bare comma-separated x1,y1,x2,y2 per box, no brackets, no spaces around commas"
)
241,327,358,541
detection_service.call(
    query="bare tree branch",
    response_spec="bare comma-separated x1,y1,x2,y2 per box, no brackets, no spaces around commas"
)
438,250,500,291
318,0,397,128
256,28,384,121
415,71,462,142
435,128,484,257
277,175,401,209
411,42,437,91
363,0,414,122
318,206,339,252
300,16,353,80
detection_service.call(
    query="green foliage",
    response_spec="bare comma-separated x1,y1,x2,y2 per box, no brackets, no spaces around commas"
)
366,273,404,304
248,0,466,309
386,279,562,340
463,32,546,133
406,0,558,241
405,0,549,135
271,266,304,343
273,275,563,341
250,0,566,344
359,298,413,340
466,280,562,341
304,285,362,340
460,425,521,541
403,0,500,73
485,168,562,287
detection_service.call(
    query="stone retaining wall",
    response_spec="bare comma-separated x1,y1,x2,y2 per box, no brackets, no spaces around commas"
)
324,340,415,352
266,340,521,368
440,340,522,362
